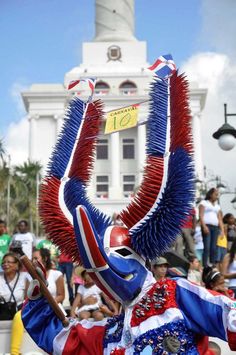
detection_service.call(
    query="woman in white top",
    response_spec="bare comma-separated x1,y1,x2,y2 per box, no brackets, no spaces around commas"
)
32,248,65,303
221,238,236,298
0,252,28,311
199,188,223,267
0,252,28,355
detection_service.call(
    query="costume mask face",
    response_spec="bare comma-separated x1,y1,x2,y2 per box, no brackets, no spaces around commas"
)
73,205,148,304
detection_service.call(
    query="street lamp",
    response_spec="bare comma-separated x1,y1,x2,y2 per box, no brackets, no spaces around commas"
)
231,197,236,209
195,166,228,204
213,103,236,151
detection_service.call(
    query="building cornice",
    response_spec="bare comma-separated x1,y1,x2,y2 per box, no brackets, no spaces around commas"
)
21,91,69,111
189,88,208,111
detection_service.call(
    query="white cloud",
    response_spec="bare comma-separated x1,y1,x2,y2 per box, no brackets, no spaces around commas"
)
182,52,236,214
201,0,236,57
5,117,29,166
3,81,29,166
9,82,28,116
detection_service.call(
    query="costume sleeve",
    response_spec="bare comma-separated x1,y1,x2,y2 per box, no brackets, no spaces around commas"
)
21,298,64,353
176,278,236,350
22,297,107,354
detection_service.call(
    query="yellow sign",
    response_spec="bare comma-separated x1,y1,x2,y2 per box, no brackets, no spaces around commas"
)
105,105,139,134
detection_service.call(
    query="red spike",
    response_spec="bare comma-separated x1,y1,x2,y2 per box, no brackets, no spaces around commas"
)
69,100,104,183
119,156,164,229
38,177,81,262
169,73,194,154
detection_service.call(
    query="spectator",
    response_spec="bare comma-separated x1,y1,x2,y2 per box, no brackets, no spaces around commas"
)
0,252,28,317
36,235,59,267
202,266,233,297
221,239,236,298
71,264,84,296
70,269,118,320
58,251,74,305
11,220,36,260
199,188,224,267
223,213,236,250
0,219,11,266
187,256,202,285
208,341,221,355
32,248,65,304
151,257,169,281
173,233,185,257
215,231,227,269
181,208,196,259
0,252,28,355
193,221,204,263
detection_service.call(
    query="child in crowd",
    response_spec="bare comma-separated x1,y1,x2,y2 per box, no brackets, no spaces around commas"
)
216,232,227,269
151,257,169,281
70,269,118,320
223,213,236,250
202,266,233,298
193,221,204,263
187,256,202,285
70,265,84,296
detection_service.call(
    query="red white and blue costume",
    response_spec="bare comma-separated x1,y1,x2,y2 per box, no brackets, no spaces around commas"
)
22,59,236,354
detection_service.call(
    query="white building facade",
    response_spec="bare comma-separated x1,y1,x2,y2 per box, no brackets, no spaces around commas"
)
21,0,207,216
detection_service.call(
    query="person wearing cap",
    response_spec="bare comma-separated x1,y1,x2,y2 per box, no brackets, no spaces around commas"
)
151,256,169,281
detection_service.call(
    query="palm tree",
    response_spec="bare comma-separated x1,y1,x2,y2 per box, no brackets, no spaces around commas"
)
14,160,42,234
0,139,9,224
0,140,43,234
0,138,6,164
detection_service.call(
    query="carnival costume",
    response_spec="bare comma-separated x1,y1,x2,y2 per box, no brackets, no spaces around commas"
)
22,65,236,354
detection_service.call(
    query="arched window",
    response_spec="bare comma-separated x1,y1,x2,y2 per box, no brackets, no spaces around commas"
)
119,81,137,95
95,81,110,95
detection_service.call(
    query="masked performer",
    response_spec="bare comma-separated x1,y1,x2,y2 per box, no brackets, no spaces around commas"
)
22,68,236,355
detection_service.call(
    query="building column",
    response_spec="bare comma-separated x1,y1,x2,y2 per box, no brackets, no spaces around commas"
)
28,114,38,161
137,123,146,185
55,114,64,136
109,132,122,199
192,113,203,179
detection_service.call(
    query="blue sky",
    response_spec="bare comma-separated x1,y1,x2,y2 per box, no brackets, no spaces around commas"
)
0,0,206,136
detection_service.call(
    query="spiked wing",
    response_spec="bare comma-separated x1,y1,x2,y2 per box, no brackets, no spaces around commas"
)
39,98,111,262
119,72,195,259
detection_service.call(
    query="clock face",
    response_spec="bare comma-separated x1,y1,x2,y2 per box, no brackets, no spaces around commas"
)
107,45,122,61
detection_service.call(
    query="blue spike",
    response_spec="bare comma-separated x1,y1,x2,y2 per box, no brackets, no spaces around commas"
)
64,177,112,235
47,98,85,178
130,148,195,259
146,79,168,157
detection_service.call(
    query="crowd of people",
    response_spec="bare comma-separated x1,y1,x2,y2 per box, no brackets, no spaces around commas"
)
0,187,236,354
172,188,236,294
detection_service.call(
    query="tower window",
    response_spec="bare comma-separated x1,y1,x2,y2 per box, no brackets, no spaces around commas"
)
123,175,135,197
122,138,135,159
96,139,108,159
96,175,109,198
119,81,137,95
95,81,110,95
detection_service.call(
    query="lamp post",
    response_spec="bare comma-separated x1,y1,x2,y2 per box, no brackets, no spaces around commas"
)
213,103,236,150
195,166,228,204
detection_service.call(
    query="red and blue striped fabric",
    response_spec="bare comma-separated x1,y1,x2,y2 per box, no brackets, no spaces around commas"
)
148,54,176,79
68,77,96,97
22,278,236,354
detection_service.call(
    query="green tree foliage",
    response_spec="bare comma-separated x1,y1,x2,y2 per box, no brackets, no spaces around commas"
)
0,139,42,235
